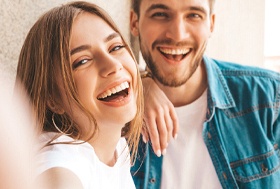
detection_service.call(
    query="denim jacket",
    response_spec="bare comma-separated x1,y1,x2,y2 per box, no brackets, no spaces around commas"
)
131,56,280,189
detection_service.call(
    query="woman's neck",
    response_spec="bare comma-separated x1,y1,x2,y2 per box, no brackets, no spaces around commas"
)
88,125,122,166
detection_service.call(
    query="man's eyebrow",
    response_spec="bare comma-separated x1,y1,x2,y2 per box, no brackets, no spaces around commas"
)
188,6,207,14
70,32,121,55
145,4,207,15
146,4,169,13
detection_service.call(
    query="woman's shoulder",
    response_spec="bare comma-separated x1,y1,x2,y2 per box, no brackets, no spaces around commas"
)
37,133,96,163
36,133,97,188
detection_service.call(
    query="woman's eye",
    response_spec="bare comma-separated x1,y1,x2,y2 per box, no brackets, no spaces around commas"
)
72,59,89,69
109,45,126,53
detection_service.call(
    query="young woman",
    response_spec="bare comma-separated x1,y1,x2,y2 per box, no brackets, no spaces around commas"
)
15,1,143,188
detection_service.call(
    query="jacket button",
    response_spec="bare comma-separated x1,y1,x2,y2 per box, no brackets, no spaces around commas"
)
207,132,212,139
150,178,156,183
261,164,268,173
222,172,228,180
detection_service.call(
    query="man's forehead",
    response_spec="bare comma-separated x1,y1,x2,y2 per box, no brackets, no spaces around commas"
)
140,0,210,9
139,0,211,13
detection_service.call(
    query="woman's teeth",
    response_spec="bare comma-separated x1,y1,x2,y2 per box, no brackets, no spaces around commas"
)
98,81,129,100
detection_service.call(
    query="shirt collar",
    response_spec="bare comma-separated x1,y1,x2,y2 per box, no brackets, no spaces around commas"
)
203,56,236,120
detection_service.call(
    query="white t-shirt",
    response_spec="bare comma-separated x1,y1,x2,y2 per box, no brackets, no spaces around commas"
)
161,90,222,189
36,133,135,189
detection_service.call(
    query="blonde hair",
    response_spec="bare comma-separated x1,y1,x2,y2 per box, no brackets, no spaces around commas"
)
16,1,143,162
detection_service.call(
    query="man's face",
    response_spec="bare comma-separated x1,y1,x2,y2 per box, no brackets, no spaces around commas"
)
131,0,215,87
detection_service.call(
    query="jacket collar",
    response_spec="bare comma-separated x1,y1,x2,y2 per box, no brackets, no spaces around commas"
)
203,56,236,121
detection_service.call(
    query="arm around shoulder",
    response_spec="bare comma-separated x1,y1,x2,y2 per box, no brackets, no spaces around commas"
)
141,75,179,157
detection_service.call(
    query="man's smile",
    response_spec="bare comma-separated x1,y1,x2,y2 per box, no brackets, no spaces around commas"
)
158,47,191,61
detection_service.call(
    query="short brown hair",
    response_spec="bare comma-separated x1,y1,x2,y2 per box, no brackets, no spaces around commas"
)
131,0,216,16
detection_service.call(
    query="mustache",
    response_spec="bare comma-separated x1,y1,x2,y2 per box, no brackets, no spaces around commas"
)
152,39,195,50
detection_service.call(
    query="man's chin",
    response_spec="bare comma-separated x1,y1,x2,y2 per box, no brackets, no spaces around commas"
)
154,74,188,88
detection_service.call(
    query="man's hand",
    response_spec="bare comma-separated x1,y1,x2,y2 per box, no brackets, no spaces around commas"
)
142,77,179,157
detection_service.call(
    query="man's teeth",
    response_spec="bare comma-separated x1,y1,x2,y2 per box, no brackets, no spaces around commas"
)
98,81,129,99
159,48,190,55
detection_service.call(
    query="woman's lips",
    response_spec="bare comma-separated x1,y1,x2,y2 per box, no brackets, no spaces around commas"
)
97,81,129,100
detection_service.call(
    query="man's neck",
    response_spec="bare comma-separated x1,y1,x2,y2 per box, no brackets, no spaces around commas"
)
157,63,207,107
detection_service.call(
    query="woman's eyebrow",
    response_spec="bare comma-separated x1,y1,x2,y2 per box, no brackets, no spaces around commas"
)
70,45,91,55
70,32,121,56
104,32,121,43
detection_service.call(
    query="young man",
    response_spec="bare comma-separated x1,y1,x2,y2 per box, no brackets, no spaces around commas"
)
130,0,280,188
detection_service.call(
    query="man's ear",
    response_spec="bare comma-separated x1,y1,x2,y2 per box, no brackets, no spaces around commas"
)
130,10,139,37
47,99,65,115
210,13,215,33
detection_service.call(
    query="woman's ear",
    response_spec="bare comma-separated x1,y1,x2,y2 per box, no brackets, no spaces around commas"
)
47,99,65,115
130,10,139,37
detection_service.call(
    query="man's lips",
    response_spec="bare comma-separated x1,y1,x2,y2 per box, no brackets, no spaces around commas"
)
158,47,191,61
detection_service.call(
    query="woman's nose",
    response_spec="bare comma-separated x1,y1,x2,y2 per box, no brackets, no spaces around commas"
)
99,55,124,77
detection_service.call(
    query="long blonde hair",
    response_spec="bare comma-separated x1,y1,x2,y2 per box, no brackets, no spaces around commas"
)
16,1,143,162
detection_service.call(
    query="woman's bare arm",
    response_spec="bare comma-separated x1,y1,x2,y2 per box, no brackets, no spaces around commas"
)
37,168,83,189
141,77,179,157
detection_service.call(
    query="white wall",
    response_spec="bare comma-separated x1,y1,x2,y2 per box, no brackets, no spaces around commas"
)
0,0,130,93
206,0,265,67
264,0,280,71
0,0,268,94
265,0,280,57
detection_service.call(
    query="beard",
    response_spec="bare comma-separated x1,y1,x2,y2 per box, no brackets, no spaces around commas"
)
139,37,206,87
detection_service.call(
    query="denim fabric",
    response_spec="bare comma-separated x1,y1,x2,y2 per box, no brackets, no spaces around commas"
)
131,56,280,189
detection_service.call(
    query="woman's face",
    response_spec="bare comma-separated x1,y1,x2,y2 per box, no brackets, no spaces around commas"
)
64,12,138,132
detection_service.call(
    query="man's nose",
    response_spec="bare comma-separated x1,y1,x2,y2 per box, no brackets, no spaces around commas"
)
165,16,191,42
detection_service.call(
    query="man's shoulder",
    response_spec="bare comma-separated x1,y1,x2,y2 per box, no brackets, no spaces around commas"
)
205,56,280,81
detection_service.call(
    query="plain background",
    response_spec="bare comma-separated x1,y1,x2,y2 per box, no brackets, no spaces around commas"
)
1,0,279,95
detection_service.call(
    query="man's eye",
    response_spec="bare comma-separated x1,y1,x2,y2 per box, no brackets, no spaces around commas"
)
109,45,126,53
72,59,89,69
188,13,202,19
151,12,169,19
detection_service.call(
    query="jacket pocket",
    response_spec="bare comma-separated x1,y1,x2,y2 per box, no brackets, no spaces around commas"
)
231,148,280,188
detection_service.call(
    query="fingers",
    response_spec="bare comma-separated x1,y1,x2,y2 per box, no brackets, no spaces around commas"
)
164,112,173,144
144,114,161,157
141,122,149,143
169,105,179,139
156,110,168,155
156,106,177,156
141,77,179,157
145,107,174,157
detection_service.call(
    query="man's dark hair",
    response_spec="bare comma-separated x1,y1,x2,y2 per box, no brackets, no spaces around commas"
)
131,0,141,16
131,0,215,16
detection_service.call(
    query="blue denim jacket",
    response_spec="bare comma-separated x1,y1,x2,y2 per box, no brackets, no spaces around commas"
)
131,56,280,189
